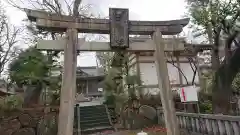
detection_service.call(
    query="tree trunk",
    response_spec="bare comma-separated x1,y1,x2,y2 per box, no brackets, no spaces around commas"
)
212,48,240,114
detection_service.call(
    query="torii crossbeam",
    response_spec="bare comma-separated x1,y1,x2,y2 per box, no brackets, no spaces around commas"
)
25,8,189,135
25,9,189,35
37,37,185,51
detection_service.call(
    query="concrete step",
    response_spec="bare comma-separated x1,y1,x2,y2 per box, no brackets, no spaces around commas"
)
74,105,114,134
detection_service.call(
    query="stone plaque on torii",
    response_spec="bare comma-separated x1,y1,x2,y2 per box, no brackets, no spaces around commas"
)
25,8,189,135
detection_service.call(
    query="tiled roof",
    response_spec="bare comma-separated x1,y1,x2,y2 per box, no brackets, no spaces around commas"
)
77,67,104,76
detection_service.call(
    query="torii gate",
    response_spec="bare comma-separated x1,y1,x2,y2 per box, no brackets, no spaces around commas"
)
25,8,189,135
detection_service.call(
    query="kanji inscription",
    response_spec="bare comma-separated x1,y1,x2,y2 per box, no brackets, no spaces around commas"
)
109,8,129,48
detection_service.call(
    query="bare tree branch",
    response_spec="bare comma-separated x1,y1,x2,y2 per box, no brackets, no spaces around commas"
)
73,0,82,16
166,53,189,84
187,57,198,85
64,0,73,15
0,6,22,75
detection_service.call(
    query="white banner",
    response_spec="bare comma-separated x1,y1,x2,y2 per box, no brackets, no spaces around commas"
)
177,86,199,102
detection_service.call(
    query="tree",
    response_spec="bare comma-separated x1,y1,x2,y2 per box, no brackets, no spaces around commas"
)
6,0,92,17
186,0,240,114
232,72,240,92
98,50,145,129
5,0,96,105
0,2,21,76
9,47,54,105
5,0,94,53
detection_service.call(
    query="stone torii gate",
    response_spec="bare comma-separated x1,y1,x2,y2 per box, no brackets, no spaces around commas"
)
25,8,189,135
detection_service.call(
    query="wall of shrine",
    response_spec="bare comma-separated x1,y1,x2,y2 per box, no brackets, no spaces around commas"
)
128,53,200,95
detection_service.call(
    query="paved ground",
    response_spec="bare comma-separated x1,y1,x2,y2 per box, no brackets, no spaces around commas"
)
100,130,167,135
87,125,167,135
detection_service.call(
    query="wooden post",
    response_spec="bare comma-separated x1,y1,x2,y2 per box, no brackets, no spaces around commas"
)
76,104,81,135
136,52,142,86
176,55,187,112
195,55,201,113
58,28,78,135
86,80,89,95
153,28,180,135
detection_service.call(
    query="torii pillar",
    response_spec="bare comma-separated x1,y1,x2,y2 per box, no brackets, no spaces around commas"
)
153,28,179,135
58,28,78,135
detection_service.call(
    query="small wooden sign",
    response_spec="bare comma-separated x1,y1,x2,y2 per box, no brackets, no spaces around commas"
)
109,8,129,48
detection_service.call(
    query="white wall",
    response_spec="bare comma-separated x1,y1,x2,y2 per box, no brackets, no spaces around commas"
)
128,55,200,95
138,56,199,85
139,63,184,85
180,63,199,84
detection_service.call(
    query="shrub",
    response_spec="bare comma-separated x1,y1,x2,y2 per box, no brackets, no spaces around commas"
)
0,95,23,111
199,100,213,113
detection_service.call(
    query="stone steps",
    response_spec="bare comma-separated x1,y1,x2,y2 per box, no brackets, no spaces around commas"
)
74,104,114,134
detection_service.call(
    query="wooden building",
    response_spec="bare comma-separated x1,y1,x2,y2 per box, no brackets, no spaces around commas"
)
128,36,199,91
125,36,219,112
76,66,105,98
0,79,15,97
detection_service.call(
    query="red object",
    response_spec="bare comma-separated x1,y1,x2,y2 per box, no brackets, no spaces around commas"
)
181,88,186,102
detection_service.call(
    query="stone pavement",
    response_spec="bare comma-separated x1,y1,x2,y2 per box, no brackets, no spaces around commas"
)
89,130,167,135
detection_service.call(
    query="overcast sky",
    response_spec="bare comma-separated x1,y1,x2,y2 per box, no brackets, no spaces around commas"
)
3,0,194,67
